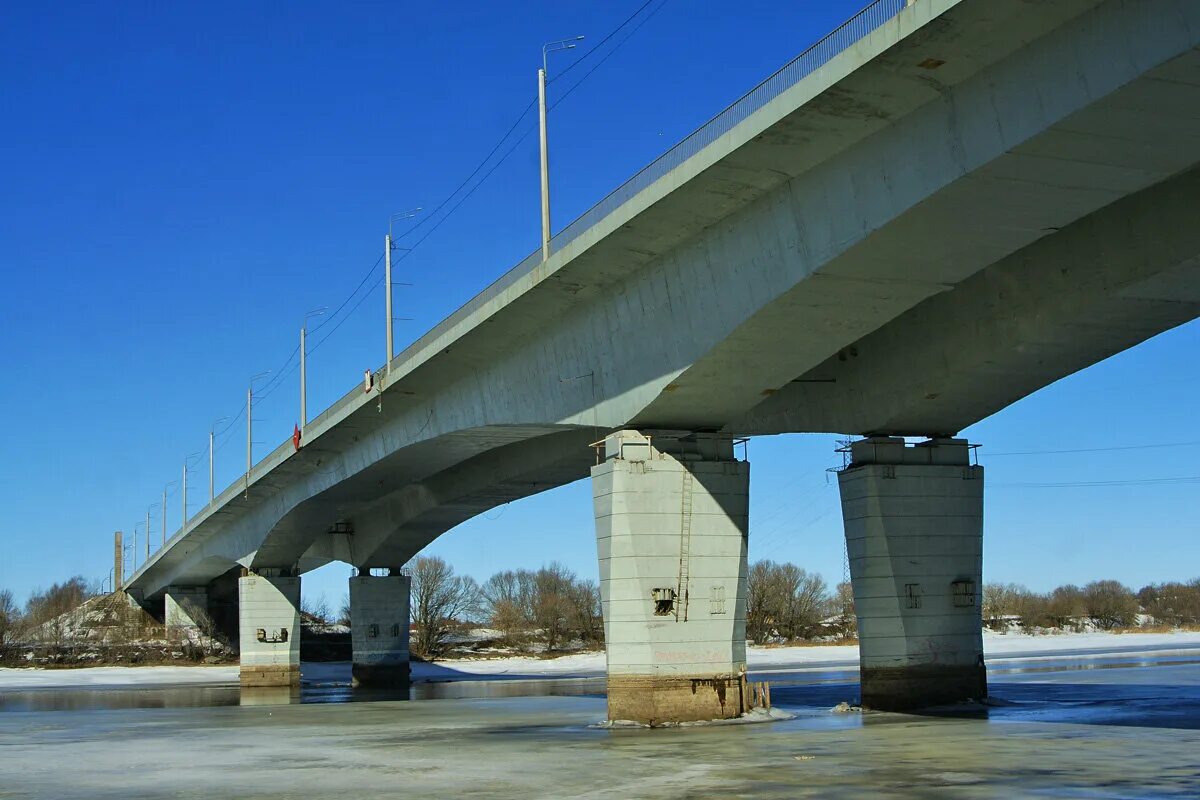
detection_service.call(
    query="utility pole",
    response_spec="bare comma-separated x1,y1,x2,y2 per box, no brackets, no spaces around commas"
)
385,233,393,375
300,324,307,426
539,36,583,261
246,385,252,496
538,67,550,261
161,488,167,546
145,508,150,560
209,429,215,503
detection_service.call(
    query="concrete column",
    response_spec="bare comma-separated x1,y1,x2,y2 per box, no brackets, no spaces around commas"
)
349,572,411,688
164,586,209,640
237,572,301,688
592,430,749,725
837,436,986,710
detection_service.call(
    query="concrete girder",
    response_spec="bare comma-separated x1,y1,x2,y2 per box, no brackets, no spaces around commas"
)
731,161,1200,436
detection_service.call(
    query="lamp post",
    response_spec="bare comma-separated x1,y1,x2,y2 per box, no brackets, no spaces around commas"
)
246,371,271,496
385,210,420,376
209,416,229,504
145,503,158,560
161,481,177,546
539,36,584,261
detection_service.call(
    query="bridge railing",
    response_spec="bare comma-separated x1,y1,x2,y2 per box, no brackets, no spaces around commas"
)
546,0,908,262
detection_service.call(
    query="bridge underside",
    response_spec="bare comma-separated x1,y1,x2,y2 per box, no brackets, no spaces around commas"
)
127,0,1200,716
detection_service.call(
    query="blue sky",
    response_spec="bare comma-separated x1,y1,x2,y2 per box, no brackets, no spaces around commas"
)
1,1,1196,610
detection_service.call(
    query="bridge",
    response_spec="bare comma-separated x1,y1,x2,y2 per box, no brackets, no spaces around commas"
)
126,0,1200,722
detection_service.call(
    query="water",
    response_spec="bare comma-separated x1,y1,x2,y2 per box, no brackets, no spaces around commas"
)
2,652,1199,798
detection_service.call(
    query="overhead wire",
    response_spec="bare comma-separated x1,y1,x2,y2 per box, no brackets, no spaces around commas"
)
551,0,670,110
548,0,657,85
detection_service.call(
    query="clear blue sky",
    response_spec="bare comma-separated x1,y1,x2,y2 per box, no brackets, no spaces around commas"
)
1,1,1197,610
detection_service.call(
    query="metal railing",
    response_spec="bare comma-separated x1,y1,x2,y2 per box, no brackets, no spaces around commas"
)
548,0,908,261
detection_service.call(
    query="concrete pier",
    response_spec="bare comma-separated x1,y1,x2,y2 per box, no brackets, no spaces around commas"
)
237,571,301,688
592,430,750,724
349,572,411,688
837,437,986,710
164,585,208,640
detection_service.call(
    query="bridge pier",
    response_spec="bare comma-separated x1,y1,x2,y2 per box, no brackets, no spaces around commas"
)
592,430,749,725
837,437,986,711
237,571,301,688
164,585,209,640
349,571,411,688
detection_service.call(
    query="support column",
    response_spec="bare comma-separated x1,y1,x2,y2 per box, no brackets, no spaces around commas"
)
593,430,749,725
237,571,301,688
349,571,411,688
837,436,986,710
164,586,209,640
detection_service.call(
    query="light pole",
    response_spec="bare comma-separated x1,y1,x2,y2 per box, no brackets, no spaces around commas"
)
300,308,326,432
132,520,145,572
246,371,271,496
182,452,202,534
209,416,229,504
161,481,177,546
145,503,158,560
539,36,584,261
385,210,420,376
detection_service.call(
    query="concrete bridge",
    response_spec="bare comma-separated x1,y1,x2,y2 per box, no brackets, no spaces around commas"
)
128,0,1200,722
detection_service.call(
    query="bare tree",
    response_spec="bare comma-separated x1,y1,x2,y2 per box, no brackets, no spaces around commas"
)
746,560,831,642
481,569,529,644
337,594,351,627
301,594,332,625
569,578,603,645
0,589,20,645
1139,580,1200,627
1083,580,1139,630
409,556,479,659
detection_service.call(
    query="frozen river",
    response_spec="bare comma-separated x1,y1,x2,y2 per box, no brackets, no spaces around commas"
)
2,640,1200,798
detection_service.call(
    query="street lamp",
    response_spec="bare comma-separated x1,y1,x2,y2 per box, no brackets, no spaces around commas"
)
246,371,272,496
385,210,420,375
161,481,178,547
145,502,159,560
209,416,229,504
539,36,584,261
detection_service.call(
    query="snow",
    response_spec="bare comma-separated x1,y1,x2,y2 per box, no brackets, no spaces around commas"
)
0,664,239,689
3,630,1199,689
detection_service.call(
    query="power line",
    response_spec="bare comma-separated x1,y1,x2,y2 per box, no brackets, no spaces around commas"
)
549,0,657,85
993,476,1200,488
986,440,1200,457
552,0,671,110
396,101,537,245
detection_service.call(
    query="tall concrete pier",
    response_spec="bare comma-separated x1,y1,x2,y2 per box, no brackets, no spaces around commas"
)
837,437,985,710
237,571,301,688
349,572,411,687
592,431,750,724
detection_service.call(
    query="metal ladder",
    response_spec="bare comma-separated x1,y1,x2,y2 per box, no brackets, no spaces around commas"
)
676,469,694,622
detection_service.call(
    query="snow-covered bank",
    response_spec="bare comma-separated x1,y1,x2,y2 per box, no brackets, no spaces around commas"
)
0,664,239,689
4,630,1199,689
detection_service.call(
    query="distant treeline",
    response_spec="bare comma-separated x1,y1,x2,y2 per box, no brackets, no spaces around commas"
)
983,579,1200,632
6,567,1198,660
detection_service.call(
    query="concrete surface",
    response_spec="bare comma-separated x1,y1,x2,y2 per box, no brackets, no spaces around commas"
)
592,431,750,723
838,438,985,709
238,574,300,688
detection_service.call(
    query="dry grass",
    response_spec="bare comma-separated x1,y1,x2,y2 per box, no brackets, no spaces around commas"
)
752,636,858,648
1111,623,1200,634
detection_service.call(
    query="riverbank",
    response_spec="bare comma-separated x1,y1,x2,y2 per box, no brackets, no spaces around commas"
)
4,629,1200,690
